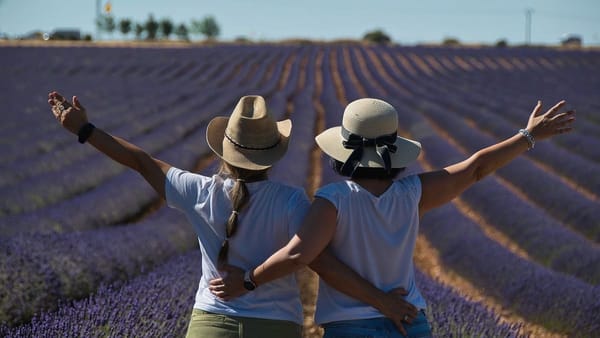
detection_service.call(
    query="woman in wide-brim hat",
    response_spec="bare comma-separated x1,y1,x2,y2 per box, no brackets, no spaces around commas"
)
210,97,575,337
48,92,309,337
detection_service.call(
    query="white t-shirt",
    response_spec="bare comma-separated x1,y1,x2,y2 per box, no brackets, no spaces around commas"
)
314,175,427,324
165,167,310,324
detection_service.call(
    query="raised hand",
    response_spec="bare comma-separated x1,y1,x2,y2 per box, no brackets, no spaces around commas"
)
48,91,88,135
209,264,248,301
527,100,575,142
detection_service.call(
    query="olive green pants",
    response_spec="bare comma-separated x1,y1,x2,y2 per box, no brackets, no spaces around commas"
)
185,309,302,338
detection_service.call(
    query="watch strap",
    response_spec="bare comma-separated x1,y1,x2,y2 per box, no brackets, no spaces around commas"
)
78,123,96,144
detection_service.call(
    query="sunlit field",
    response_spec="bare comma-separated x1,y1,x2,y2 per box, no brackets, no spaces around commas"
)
1,42,599,337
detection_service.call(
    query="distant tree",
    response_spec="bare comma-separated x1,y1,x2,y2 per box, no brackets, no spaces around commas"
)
134,23,144,40
363,29,391,44
119,18,132,39
159,18,174,39
145,14,159,40
175,23,189,42
192,16,220,40
495,39,508,48
234,36,252,43
561,34,582,47
96,14,116,37
104,15,116,37
442,37,460,46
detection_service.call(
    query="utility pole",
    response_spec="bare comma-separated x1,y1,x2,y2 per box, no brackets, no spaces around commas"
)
525,8,533,45
96,0,101,40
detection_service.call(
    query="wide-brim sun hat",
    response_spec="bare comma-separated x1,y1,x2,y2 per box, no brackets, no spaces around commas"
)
206,95,291,170
315,98,421,173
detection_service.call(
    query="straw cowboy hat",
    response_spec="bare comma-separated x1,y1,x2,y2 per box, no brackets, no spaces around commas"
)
315,98,421,175
207,95,291,170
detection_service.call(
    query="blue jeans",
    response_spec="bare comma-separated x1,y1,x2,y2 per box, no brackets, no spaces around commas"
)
322,310,432,338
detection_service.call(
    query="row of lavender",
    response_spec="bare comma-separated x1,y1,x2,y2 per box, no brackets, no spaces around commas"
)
1,251,523,338
1,44,598,336
0,46,293,217
357,46,600,282
313,44,599,335
2,47,525,336
352,45,597,274
0,44,299,326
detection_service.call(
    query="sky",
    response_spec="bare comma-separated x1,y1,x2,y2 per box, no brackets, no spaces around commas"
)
1,0,599,46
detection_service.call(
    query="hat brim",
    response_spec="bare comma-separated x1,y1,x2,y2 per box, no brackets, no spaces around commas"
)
315,126,421,168
206,116,292,170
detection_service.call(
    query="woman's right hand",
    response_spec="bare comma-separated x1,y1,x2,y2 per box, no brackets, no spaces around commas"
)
209,264,248,301
526,100,575,142
48,91,89,135
377,287,419,336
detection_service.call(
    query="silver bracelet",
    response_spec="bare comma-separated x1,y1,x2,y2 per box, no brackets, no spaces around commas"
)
518,129,535,149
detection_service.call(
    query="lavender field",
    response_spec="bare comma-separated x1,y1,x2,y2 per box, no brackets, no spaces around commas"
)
1,42,599,337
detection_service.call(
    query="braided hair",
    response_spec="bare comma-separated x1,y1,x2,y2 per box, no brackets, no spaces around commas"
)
217,161,268,266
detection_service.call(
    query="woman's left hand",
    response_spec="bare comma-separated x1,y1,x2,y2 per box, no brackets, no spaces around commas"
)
209,264,248,301
48,91,89,135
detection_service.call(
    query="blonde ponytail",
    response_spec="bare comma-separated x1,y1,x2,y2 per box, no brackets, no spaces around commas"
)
217,162,268,265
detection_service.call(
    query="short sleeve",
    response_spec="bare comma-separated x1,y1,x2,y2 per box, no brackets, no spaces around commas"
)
314,184,340,210
399,175,422,210
165,167,211,211
287,189,311,238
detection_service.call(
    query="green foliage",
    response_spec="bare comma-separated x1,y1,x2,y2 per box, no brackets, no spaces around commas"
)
234,36,252,43
134,23,144,40
145,14,159,40
119,18,132,37
192,16,220,40
97,14,116,35
363,29,391,44
443,37,460,46
174,24,189,42
495,39,508,48
159,18,174,39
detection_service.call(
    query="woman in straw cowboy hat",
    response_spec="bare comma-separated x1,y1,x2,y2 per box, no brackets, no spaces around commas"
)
47,92,414,337
210,97,575,337
47,92,307,336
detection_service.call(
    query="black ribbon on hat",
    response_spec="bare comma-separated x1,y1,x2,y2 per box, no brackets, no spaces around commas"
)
340,126,398,176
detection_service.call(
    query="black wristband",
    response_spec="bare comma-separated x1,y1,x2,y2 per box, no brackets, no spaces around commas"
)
78,123,96,144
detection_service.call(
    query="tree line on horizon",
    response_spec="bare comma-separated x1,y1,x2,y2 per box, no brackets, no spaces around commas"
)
96,13,220,42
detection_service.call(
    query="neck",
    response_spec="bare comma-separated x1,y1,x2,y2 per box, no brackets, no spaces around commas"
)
351,178,393,197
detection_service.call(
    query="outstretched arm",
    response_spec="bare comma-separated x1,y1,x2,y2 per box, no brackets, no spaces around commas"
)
48,91,171,199
418,100,575,216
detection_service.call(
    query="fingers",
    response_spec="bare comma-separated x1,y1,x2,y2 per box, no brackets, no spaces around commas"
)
48,91,66,104
209,278,223,286
208,283,226,293
208,283,230,300
549,109,576,134
531,100,543,117
550,110,575,122
392,320,408,336
545,100,566,117
73,96,84,110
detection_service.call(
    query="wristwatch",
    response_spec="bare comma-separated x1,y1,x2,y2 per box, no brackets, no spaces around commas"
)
243,270,257,291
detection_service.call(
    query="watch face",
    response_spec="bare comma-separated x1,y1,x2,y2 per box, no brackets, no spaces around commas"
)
244,280,256,291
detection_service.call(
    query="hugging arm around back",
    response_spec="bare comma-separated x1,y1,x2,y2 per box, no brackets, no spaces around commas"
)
216,196,420,333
